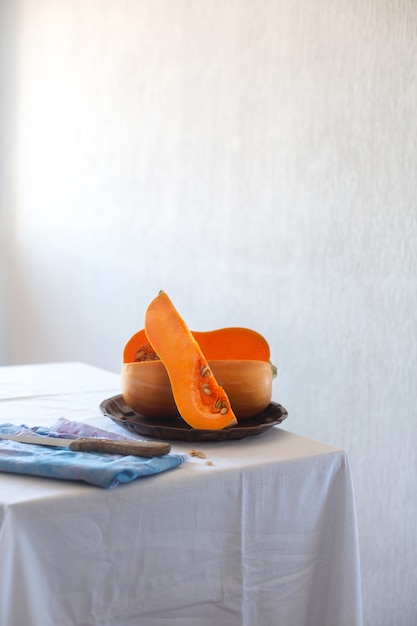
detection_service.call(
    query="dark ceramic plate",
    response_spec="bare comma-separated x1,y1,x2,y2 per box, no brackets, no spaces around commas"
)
100,395,288,442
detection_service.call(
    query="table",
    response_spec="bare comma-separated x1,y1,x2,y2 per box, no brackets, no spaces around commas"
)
0,362,363,626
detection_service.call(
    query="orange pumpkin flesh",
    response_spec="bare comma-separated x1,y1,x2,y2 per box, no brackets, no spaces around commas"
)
144,291,238,430
123,327,270,363
121,359,274,420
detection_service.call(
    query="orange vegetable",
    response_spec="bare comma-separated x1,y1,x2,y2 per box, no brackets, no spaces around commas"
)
143,291,238,430
123,327,270,363
121,359,275,420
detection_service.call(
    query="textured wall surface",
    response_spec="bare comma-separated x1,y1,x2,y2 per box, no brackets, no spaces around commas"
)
1,1,417,624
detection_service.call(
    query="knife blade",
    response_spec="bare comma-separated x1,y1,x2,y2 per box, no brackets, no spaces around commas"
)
0,434,171,457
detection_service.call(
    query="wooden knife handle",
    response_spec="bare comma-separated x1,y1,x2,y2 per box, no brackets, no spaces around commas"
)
68,438,171,457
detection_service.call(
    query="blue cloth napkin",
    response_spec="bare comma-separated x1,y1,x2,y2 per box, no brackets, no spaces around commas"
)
0,419,185,488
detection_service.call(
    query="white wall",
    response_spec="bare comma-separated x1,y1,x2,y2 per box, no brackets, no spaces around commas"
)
2,1,417,624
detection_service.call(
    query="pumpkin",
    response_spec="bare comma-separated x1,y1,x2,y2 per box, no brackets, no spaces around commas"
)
143,291,238,430
121,359,275,420
123,326,270,363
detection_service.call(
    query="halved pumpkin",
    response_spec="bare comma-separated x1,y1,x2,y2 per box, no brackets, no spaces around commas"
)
121,359,275,420
123,326,270,363
143,291,237,430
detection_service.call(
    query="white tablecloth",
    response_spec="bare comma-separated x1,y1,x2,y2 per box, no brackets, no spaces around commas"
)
0,362,363,626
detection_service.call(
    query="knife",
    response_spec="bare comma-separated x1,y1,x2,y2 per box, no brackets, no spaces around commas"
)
0,434,171,457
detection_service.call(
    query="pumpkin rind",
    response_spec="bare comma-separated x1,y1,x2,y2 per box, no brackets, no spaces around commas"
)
144,291,238,430
121,359,274,420
122,361,179,418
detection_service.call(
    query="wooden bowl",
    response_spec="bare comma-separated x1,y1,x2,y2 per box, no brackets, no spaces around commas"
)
121,360,275,421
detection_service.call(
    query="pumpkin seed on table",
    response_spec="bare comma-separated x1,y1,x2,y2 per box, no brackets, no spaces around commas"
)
189,449,214,466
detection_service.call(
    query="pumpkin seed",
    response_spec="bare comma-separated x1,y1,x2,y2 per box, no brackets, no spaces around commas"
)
200,365,210,377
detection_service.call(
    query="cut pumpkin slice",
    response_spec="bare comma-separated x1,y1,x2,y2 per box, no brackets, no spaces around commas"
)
144,291,238,430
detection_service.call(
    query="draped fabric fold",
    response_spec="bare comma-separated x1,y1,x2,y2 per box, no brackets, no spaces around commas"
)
0,420,185,488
